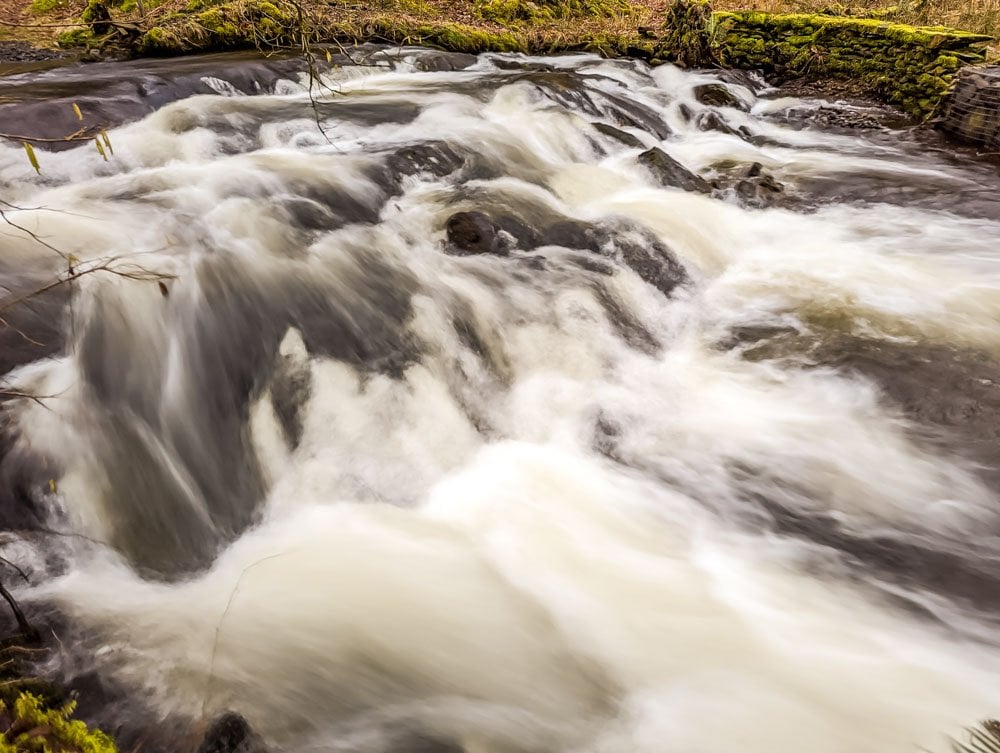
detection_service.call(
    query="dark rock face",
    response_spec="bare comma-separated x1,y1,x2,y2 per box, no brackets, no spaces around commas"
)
0,416,52,534
0,270,70,378
592,122,644,148
410,51,479,72
198,713,268,753
540,220,603,254
444,209,688,298
385,141,466,180
694,110,753,142
734,162,785,208
610,229,688,297
446,211,507,256
692,83,748,111
637,147,712,194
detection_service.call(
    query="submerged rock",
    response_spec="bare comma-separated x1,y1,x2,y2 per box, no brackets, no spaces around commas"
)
385,141,466,181
444,208,687,297
198,712,268,753
410,51,479,72
446,211,507,256
637,147,712,194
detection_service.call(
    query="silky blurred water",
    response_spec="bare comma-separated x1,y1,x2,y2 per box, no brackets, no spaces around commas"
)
3,47,1000,753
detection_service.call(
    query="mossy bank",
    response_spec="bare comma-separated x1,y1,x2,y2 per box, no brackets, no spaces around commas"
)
710,12,991,117
45,0,992,118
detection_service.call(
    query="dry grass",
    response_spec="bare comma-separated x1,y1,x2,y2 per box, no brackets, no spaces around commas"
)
1,0,995,52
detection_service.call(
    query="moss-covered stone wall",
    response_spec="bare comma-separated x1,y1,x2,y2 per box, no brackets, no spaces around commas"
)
707,10,992,116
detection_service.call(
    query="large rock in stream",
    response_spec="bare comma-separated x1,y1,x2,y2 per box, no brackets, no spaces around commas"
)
198,713,268,753
637,148,712,194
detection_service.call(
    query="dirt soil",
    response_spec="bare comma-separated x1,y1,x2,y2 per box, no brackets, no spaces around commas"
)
0,0,74,60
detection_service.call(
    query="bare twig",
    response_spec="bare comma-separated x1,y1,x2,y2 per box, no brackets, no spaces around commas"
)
203,549,302,715
0,390,55,408
0,314,47,349
0,205,70,261
0,579,38,642
0,16,86,28
0,257,176,317
0,559,30,585
0,128,101,144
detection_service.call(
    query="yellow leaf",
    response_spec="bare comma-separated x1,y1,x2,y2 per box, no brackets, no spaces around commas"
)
48,479,56,494
95,138,107,161
72,102,83,121
22,142,40,174
100,129,113,155
325,49,332,63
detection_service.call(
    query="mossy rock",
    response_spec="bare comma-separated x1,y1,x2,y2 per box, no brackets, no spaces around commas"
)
140,0,297,52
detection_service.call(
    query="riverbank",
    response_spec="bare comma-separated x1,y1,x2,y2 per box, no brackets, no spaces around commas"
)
0,0,993,118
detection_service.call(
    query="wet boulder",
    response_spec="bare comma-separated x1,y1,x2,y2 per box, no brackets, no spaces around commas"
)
198,712,267,753
446,212,506,256
592,122,644,148
385,141,465,180
411,51,479,72
694,111,753,142
613,233,687,296
539,220,605,254
734,162,785,208
540,218,688,297
598,91,674,140
637,147,712,194
692,82,750,111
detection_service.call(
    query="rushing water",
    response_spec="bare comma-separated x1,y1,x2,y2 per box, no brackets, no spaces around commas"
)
3,45,1000,753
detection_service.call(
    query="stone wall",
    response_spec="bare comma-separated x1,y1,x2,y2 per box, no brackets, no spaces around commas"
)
705,10,992,117
939,66,1000,148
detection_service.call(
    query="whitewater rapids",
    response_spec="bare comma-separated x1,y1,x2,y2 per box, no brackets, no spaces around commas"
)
2,46,1000,753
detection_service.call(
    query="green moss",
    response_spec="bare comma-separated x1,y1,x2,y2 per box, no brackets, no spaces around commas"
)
0,692,117,753
28,0,67,13
581,32,658,58
474,0,632,26
140,0,297,52
364,18,526,52
393,0,435,14
57,26,94,46
707,8,991,117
